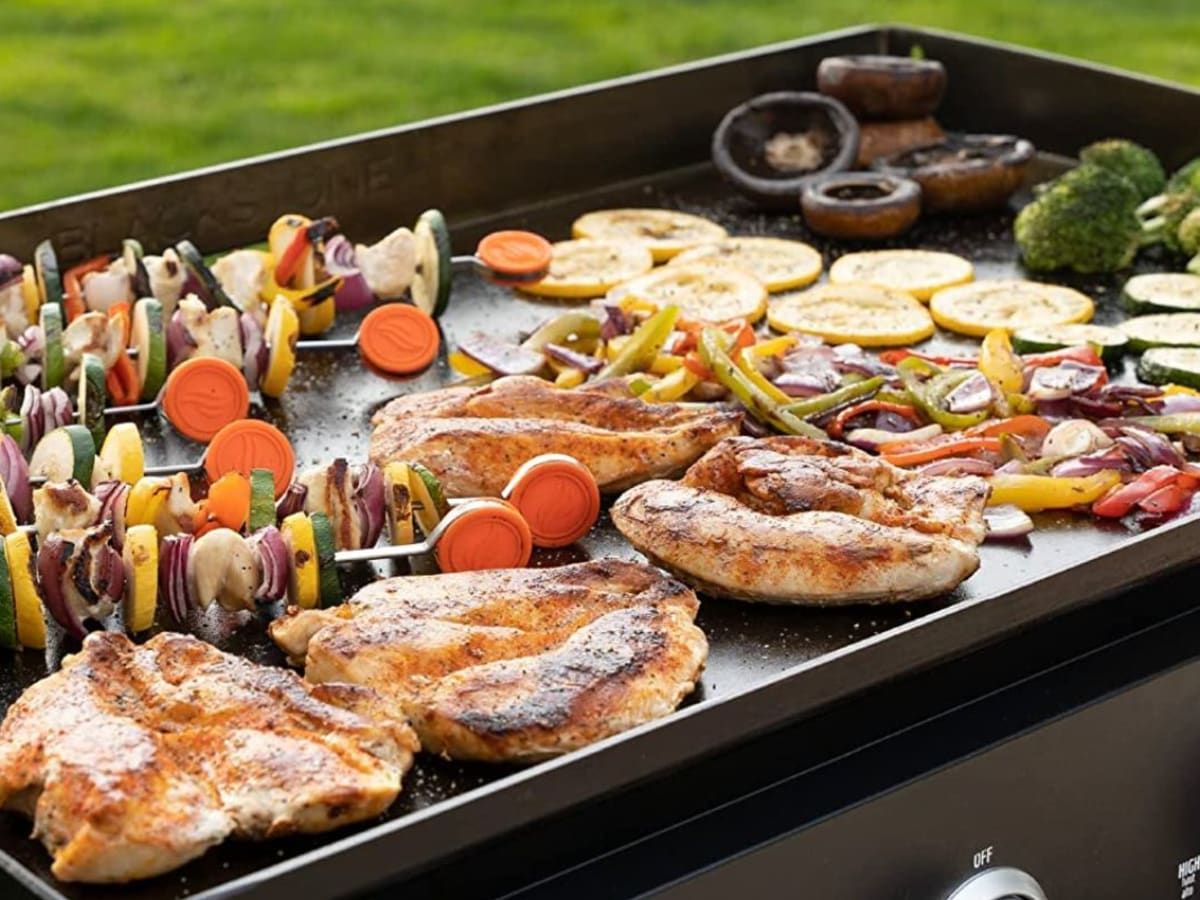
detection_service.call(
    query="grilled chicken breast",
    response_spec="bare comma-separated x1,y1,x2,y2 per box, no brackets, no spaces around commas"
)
0,632,417,883
612,436,989,605
368,375,741,496
270,560,708,762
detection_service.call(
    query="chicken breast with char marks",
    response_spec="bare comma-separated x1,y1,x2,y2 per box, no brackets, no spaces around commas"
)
368,375,741,496
0,632,417,883
612,436,989,605
270,559,708,762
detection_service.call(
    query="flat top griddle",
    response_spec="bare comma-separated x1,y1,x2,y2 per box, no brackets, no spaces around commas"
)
1,24,1199,900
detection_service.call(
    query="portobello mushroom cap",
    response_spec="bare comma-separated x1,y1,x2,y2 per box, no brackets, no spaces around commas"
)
801,173,923,240
873,134,1036,214
855,117,945,168
817,55,947,120
712,91,860,210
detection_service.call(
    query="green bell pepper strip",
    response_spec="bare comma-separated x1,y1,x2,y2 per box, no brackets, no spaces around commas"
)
898,356,991,431
596,306,678,381
698,328,825,438
1121,413,1200,435
781,376,885,419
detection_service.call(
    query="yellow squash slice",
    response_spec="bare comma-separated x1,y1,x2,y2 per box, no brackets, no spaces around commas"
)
519,239,653,299
281,512,320,609
94,422,145,486
0,481,17,536
670,237,823,292
125,476,171,528
828,250,974,301
261,295,300,398
121,523,158,633
572,208,727,262
608,264,767,324
5,531,45,650
930,280,1094,337
767,284,935,346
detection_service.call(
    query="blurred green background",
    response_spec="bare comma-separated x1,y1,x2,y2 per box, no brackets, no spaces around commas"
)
2,0,1198,213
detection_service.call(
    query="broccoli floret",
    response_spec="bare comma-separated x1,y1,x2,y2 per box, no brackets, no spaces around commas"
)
1079,138,1166,199
1180,208,1200,274
1015,163,1142,273
1139,189,1200,252
1167,157,1200,194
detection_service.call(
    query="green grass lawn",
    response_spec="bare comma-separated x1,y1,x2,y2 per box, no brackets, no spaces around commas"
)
2,0,1197,212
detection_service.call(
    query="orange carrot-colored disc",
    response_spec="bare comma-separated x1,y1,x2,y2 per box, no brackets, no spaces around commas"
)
433,499,533,572
161,357,250,442
204,419,296,496
475,230,552,279
358,304,440,375
503,454,600,548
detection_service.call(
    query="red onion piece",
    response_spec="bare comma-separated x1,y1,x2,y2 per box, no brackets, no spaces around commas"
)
1161,394,1200,415
166,310,197,369
275,481,308,519
16,325,42,358
38,535,87,639
44,388,73,432
240,312,265,390
1028,362,1105,401
690,380,729,402
323,235,374,311
599,305,633,340
354,463,386,549
0,434,32,522
775,372,836,397
0,254,22,288
249,526,288,602
159,534,194,623
832,343,895,377
944,372,994,414
874,410,918,433
918,457,997,477
846,423,942,453
94,480,130,551
1051,450,1132,478
984,504,1035,541
18,384,41,455
1114,426,1184,471
544,343,603,375
458,333,545,376
96,541,125,608
779,345,841,393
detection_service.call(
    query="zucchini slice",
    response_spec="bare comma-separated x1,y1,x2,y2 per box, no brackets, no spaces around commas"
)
77,352,107,447
34,240,62,311
0,538,16,649
248,468,276,532
1011,323,1129,361
131,297,166,400
30,424,96,486
176,239,236,310
121,523,158,633
1121,273,1200,314
1120,313,1200,351
39,304,64,390
411,209,452,318
407,462,449,538
5,531,45,650
308,511,342,607
1137,347,1200,389
280,511,319,609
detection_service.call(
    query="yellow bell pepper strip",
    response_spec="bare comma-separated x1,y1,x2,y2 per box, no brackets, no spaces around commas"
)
898,356,991,431
1162,384,1200,397
641,366,701,403
449,350,492,377
1092,466,1199,519
596,305,679,380
744,335,797,360
987,470,1122,513
736,354,793,406
698,328,825,438
979,329,1025,394
554,368,586,389
882,436,1002,467
781,375,886,419
649,354,684,375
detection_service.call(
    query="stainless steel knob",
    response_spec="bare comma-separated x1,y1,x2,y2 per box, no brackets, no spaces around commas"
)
946,866,1048,900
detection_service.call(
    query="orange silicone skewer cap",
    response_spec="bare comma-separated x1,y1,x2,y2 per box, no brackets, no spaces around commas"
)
434,499,533,573
161,357,251,442
204,419,296,497
358,304,441,375
475,230,552,282
503,454,600,548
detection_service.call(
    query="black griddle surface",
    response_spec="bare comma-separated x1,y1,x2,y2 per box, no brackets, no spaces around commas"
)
0,159,1189,899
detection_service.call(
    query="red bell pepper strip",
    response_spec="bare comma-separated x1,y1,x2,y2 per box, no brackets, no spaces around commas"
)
107,303,131,348
106,353,140,407
879,348,980,367
970,415,1053,440
1140,483,1192,516
828,400,922,439
272,227,311,287
682,352,713,380
1092,466,1199,518
63,256,112,323
1021,345,1105,369
723,319,756,356
881,436,1003,467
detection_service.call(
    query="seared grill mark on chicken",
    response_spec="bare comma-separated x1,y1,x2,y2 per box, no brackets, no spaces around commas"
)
612,436,989,605
269,560,707,763
368,376,741,496
0,633,417,883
